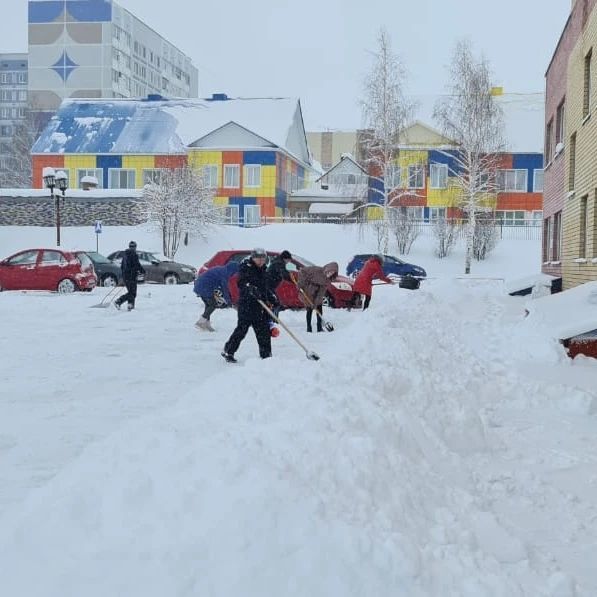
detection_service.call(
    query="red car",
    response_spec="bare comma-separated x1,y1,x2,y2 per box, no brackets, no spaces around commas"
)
198,250,358,309
0,248,97,293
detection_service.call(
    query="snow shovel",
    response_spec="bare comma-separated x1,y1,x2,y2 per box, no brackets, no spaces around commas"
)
90,285,123,308
293,282,334,332
257,299,320,361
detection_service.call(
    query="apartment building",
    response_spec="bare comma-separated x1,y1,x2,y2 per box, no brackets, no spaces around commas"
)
553,0,597,288
27,0,198,115
0,54,29,172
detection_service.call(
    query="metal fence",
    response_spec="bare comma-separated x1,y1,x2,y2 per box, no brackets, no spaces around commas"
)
235,216,543,241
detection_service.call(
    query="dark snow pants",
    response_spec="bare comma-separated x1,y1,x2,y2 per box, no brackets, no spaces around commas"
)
224,317,272,359
201,295,218,320
117,280,138,307
306,306,323,332
362,295,371,310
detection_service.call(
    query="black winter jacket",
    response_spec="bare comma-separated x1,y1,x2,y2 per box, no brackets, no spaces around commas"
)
121,249,145,282
266,255,292,290
237,258,275,321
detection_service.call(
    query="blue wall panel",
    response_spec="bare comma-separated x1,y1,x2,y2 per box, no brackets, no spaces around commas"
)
243,151,276,166
28,1,63,23
97,155,122,188
512,153,544,192
428,150,462,176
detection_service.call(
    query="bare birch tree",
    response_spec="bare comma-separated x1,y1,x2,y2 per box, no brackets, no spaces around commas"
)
361,28,415,253
433,40,505,274
0,105,47,188
143,165,217,259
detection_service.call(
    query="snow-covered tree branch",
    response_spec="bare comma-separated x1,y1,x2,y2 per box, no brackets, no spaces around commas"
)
361,28,416,254
143,165,217,259
433,40,505,274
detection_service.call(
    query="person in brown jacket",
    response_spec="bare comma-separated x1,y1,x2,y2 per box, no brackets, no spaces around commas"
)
297,262,338,332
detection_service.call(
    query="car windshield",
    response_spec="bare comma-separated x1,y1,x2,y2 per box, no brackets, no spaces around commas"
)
85,252,111,264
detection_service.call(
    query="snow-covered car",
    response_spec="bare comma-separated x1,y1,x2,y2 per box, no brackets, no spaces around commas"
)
106,250,196,285
198,250,359,309
0,248,96,293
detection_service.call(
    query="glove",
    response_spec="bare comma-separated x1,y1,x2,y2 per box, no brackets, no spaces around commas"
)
213,289,227,307
266,290,279,306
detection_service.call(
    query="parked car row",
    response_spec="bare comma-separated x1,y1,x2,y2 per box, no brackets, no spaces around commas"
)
197,250,427,310
0,248,197,293
0,246,425,301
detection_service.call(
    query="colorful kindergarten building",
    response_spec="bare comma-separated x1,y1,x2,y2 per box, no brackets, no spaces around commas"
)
30,94,313,224
365,121,544,223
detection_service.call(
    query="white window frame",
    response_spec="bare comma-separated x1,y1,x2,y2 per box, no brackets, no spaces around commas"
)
244,164,261,188
497,210,525,226
430,163,448,189
408,164,425,189
532,210,543,226
429,207,447,220
142,168,165,186
223,164,240,188
0,73,10,84
224,205,239,224
497,169,528,192
108,168,136,189
243,205,261,226
533,169,544,192
387,164,401,188
77,168,103,188
202,165,218,188
17,72,27,84
0,107,9,119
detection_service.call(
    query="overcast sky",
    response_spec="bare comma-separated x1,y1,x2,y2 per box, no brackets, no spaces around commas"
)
1,0,570,130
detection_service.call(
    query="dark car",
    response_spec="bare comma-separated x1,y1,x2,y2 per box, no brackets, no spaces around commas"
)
198,250,358,309
346,254,426,281
107,250,196,285
76,251,123,287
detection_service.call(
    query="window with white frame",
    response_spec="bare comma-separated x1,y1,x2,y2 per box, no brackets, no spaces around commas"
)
387,164,401,188
430,163,448,189
244,164,261,187
0,108,9,119
496,169,527,192
408,164,425,189
0,73,10,84
224,205,239,224
243,204,261,226
77,168,103,188
109,168,136,189
202,165,218,188
532,211,543,226
17,72,27,84
223,164,240,188
497,210,525,226
142,169,165,185
533,169,544,192
429,207,447,220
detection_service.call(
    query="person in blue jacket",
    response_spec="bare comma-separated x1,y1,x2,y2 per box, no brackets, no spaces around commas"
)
193,261,239,331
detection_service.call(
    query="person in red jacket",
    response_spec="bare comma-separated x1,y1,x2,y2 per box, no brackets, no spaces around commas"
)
352,255,393,310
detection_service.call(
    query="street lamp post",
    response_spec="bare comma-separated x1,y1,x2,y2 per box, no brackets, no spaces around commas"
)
43,167,68,247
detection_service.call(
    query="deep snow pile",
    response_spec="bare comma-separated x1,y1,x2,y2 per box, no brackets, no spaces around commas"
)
1,277,596,596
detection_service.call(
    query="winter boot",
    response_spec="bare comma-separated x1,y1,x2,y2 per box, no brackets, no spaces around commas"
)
221,351,238,363
195,317,211,331
127,303,134,311
114,300,121,310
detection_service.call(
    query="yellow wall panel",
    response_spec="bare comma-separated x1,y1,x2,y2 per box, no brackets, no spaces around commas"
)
427,182,462,207
242,165,276,197
367,206,383,221
188,150,223,167
397,150,428,170
122,155,155,187
212,196,229,207
64,155,96,169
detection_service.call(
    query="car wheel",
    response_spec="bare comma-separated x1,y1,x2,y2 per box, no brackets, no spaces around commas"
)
164,272,179,285
102,274,118,287
57,278,77,294
322,292,335,308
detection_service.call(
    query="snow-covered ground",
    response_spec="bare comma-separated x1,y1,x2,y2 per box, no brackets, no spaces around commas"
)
1,224,596,596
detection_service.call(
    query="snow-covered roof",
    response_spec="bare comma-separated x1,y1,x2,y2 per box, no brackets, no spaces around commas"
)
495,93,545,154
308,202,354,215
525,281,597,340
290,185,364,201
32,96,310,165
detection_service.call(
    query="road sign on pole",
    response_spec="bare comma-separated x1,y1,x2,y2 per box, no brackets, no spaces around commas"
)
94,221,102,252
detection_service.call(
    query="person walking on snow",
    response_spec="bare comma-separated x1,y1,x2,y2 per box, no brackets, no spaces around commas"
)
266,249,293,317
221,248,278,363
114,241,145,311
193,261,239,331
352,255,393,310
297,262,338,332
